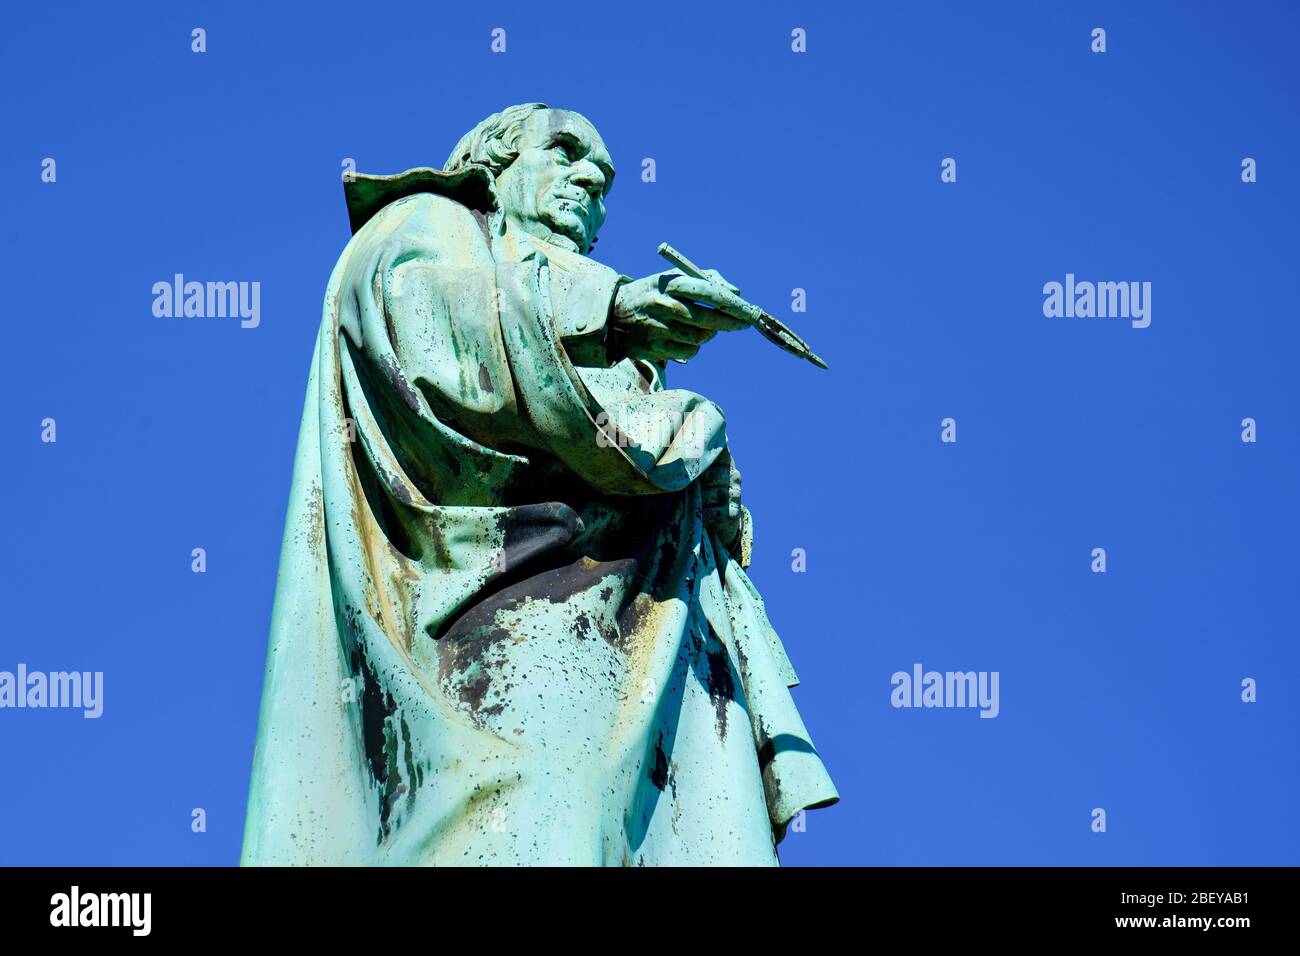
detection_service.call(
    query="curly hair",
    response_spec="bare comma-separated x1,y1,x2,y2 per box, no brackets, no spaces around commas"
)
444,103,549,176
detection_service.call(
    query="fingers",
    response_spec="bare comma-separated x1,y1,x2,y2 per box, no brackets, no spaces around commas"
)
639,291,692,325
636,298,720,346
682,301,750,332
613,272,753,363
702,487,730,510
703,483,741,519
653,339,703,362
665,320,716,346
618,322,714,363
626,329,704,362
645,292,746,333
658,275,735,307
658,276,753,327
701,268,740,295
702,466,742,504
700,469,730,492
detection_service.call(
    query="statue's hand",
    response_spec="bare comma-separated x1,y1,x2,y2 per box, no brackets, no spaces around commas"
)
608,270,750,363
701,450,744,551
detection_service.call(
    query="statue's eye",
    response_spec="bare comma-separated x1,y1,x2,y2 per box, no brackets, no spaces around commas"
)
551,137,580,161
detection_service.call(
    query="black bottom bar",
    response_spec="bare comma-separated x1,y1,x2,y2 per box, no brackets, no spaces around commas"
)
0,866,1281,940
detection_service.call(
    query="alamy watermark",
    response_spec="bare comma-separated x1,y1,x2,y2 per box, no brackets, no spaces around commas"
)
0,664,103,718
50,886,150,936
890,663,999,718
152,274,261,328
1043,273,1151,328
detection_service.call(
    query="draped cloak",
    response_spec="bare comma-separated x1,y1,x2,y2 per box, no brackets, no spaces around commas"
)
240,165,838,866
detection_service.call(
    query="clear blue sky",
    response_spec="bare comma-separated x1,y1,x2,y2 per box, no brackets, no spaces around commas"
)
2,1,1296,865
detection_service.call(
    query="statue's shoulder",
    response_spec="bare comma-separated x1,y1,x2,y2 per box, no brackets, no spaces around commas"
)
344,165,496,235
359,191,484,241
347,186,495,269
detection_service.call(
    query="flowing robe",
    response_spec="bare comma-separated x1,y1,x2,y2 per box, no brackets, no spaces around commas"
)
241,168,838,865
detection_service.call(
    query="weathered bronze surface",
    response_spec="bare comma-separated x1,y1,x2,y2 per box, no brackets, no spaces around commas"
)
242,104,837,866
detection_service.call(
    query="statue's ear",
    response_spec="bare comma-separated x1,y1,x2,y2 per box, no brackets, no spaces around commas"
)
344,165,498,234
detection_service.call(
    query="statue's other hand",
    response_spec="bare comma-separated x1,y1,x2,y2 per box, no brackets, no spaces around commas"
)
700,450,744,551
608,270,749,363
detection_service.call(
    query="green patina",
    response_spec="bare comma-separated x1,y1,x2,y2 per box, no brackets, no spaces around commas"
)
241,104,837,866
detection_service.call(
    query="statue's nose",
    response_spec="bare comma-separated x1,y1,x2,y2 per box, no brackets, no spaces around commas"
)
569,162,605,197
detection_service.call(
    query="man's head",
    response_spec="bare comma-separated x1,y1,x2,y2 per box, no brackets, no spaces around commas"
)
446,103,615,254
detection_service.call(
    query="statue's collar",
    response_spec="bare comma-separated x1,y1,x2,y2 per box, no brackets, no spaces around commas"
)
343,165,498,234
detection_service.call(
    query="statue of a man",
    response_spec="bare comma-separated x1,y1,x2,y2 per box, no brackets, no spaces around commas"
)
242,103,837,865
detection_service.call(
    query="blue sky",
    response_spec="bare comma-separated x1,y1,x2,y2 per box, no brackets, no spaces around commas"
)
1,0,1297,865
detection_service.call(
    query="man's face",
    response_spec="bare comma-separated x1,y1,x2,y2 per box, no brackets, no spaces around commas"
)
495,109,615,254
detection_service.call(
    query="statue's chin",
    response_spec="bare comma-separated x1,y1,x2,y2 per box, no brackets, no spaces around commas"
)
505,211,586,254
539,209,592,253
541,230,582,254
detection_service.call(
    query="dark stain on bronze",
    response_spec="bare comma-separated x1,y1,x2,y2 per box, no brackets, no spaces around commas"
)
350,645,406,842
702,631,737,742
381,354,423,415
648,733,670,792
